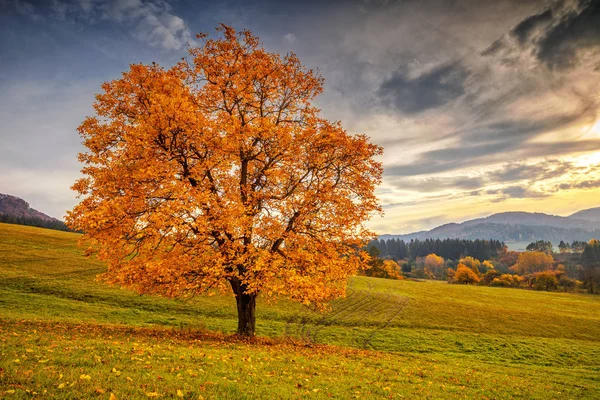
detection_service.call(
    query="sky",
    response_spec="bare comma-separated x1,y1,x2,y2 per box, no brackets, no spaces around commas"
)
1,0,600,234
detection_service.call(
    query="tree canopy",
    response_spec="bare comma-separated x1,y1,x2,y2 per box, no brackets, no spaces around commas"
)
67,25,382,336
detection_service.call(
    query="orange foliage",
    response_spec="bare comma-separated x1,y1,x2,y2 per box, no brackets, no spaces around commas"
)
66,25,383,335
481,260,495,271
490,274,524,287
381,260,404,280
423,253,445,279
452,263,481,285
497,248,519,269
531,270,559,291
510,251,554,275
424,253,444,267
458,256,481,274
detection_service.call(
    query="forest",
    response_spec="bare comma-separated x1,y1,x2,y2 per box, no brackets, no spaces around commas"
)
366,238,600,294
0,213,70,232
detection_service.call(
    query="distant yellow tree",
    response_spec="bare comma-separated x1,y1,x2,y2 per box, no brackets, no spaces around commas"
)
490,274,524,287
382,260,404,280
447,267,456,283
459,256,481,275
510,251,554,275
424,253,445,278
531,270,559,291
453,263,481,285
481,260,495,272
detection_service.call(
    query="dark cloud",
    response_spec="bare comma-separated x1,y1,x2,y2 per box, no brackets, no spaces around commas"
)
481,37,505,56
488,159,573,183
388,175,484,192
511,9,553,44
387,138,600,177
388,159,574,195
487,185,549,201
456,115,580,146
378,62,469,114
483,1,600,70
557,179,600,190
537,0,600,69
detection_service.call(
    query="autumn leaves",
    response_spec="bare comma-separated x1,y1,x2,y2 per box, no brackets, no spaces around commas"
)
67,25,382,336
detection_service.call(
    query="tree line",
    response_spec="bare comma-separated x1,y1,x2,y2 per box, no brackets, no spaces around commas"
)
368,238,505,262
0,214,71,232
364,238,600,295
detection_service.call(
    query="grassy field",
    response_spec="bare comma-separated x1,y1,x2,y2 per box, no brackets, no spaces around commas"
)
1,222,600,398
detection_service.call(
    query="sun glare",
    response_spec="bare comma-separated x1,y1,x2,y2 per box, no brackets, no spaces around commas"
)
590,119,600,135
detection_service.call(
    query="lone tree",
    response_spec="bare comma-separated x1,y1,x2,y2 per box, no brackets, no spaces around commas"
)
66,25,383,337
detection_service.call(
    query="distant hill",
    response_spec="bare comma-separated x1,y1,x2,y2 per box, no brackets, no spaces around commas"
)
569,207,600,222
380,208,600,245
0,193,69,231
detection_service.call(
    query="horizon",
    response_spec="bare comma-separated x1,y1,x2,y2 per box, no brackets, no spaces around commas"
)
3,190,598,237
2,0,600,234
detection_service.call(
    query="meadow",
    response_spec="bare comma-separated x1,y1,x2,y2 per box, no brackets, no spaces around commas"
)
1,222,599,399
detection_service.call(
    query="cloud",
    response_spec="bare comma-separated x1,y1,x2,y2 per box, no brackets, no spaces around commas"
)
388,175,484,192
487,159,573,183
283,33,297,44
48,0,193,50
12,0,44,21
485,0,600,70
386,132,600,177
388,158,575,197
378,62,469,114
537,0,600,69
486,185,549,201
556,179,600,191
511,8,553,44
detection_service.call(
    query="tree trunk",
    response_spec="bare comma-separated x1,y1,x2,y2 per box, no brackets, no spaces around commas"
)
229,279,257,337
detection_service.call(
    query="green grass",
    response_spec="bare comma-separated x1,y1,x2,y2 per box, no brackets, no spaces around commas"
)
1,222,600,398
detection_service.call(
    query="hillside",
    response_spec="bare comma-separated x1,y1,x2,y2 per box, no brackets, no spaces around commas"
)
0,193,56,221
0,193,69,231
570,206,600,222
381,208,600,244
1,222,599,398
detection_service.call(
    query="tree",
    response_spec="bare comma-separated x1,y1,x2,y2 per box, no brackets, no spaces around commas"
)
558,240,570,253
458,256,481,275
480,268,501,285
571,240,586,253
480,260,495,274
66,25,383,337
423,253,445,279
496,247,519,272
580,239,600,294
510,251,554,275
363,246,402,280
452,264,480,285
531,270,559,291
526,240,553,253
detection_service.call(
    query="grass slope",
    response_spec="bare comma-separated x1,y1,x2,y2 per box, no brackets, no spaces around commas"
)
1,222,599,398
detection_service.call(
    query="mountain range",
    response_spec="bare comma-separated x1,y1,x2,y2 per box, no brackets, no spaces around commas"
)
380,208,600,246
2,192,600,244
